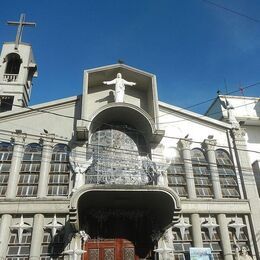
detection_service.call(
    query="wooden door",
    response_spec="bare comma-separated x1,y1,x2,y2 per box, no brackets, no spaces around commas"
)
84,239,139,260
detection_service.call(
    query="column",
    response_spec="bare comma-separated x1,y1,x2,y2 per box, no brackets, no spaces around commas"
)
178,138,196,199
202,139,222,199
191,214,203,247
231,128,260,256
37,133,54,197
0,214,12,259
6,131,26,198
217,214,233,260
29,214,44,260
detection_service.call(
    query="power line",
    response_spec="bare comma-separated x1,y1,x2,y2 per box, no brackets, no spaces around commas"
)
158,100,258,125
0,131,259,173
0,80,259,126
155,81,260,121
1,145,258,185
0,125,260,157
0,90,258,130
202,0,260,23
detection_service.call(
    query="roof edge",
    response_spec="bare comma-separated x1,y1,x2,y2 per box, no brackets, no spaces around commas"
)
0,95,80,119
85,63,154,77
158,101,231,129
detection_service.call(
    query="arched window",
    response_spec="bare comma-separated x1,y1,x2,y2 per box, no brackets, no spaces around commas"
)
17,143,42,197
215,149,240,198
5,53,22,74
167,148,188,197
48,144,70,196
0,142,13,196
191,148,213,198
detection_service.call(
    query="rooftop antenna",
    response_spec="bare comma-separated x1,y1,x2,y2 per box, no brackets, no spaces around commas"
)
7,13,36,50
224,78,228,95
239,81,245,96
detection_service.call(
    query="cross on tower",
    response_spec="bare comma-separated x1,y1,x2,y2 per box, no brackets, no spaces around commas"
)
7,14,36,49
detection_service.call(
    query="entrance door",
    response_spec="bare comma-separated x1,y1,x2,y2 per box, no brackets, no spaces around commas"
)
84,239,139,260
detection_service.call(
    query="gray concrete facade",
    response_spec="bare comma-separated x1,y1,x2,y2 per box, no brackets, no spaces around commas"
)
0,34,259,260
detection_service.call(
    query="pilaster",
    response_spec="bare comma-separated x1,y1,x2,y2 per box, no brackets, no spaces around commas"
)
178,138,196,199
6,131,26,198
0,214,12,259
217,214,233,260
29,214,44,260
37,133,54,197
231,128,260,257
202,139,222,199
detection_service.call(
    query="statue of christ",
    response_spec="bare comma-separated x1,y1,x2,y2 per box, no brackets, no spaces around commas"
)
103,73,136,102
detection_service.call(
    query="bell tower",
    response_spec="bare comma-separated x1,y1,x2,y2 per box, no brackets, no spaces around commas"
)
0,14,37,112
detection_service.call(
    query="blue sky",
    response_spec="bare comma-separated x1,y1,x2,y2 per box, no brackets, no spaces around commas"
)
0,0,259,114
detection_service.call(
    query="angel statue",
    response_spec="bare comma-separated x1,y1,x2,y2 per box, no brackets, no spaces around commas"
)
70,155,93,192
103,73,136,103
220,99,240,129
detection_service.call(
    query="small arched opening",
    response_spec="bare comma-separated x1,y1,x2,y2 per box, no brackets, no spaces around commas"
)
5,53,22,75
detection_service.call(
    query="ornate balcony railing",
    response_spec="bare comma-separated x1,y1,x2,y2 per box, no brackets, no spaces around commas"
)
85,171,155,185
3,74,18,82
84,156,158,186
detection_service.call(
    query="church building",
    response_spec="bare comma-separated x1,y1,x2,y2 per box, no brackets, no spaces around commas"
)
0,15,259,260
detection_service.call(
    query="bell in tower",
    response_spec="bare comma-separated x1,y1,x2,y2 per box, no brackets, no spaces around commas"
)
0,14,37,112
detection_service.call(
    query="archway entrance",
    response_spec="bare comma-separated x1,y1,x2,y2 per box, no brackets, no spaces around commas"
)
74,188,181,259
84,239,140,260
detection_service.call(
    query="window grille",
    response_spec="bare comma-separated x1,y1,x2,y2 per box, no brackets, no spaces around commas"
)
167,149,187,197
191,149,213,198
6,230,31,260
228,216,251,258
48,144,70,196
201,229,222,259
215,150,240,198
17,143,41,197
40,231,64,259
0,142,12,196
172,221,192,260
88,126,151,185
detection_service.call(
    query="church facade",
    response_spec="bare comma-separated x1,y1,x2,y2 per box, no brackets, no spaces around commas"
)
0,16,259,260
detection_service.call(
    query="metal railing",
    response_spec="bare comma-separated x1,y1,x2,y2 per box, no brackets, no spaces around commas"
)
85,156,158,185
3,73,18,82
85,171,156,185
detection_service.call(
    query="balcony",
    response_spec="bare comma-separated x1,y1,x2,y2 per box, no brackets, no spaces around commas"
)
3,74,18,82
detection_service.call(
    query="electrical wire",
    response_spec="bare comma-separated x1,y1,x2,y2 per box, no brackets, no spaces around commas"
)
157,81,260,120
158,100,258,125
0,93,259,139
0,136,258,183
1,80,259,125
0,126,260,157
202,0,260,23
